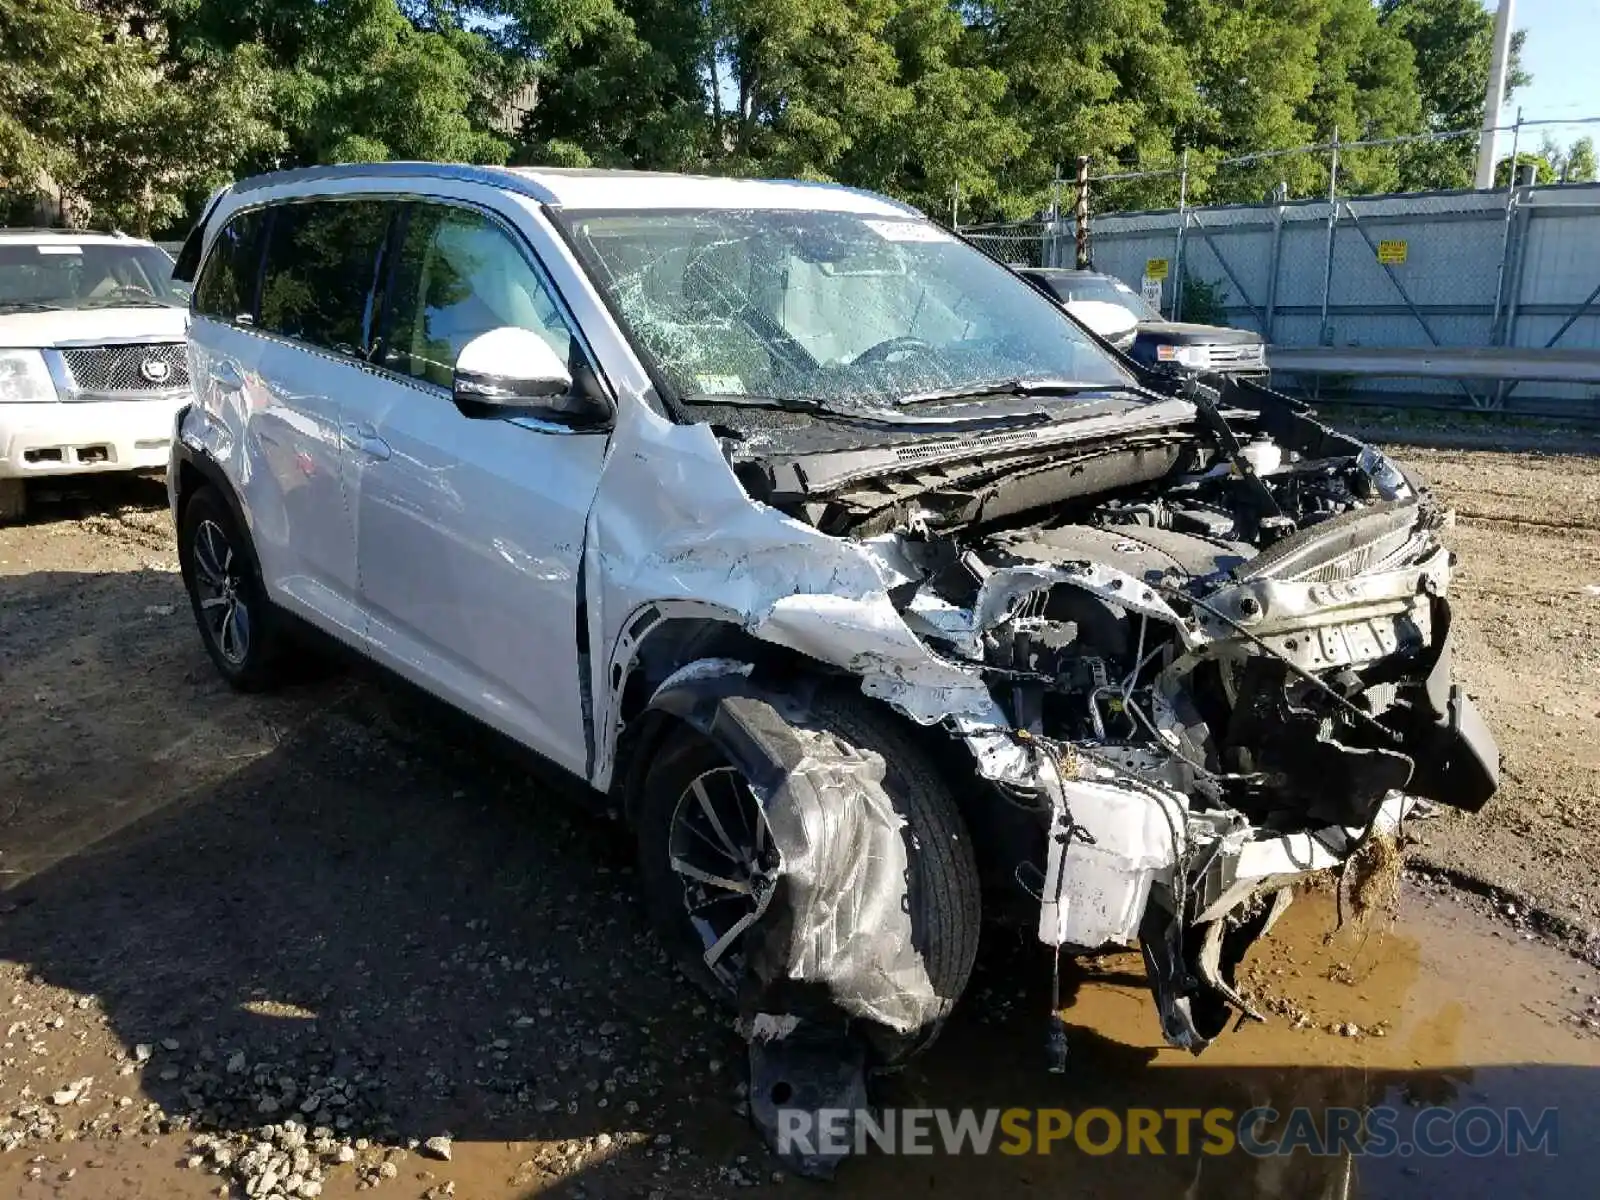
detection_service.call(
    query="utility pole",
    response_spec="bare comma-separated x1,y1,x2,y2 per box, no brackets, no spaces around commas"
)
1474,0,1517,189
1073,156,1091,269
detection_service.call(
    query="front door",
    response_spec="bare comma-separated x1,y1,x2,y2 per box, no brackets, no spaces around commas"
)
343,201,605,777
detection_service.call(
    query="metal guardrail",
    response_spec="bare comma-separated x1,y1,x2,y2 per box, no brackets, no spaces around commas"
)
1267,345,1600,384
970,179,1600,423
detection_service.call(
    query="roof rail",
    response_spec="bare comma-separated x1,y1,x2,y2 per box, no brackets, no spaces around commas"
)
227,161,557,205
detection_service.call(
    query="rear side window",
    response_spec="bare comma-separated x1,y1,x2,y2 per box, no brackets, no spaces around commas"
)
380,204,575,389
193,209,267,323
258,200,393,357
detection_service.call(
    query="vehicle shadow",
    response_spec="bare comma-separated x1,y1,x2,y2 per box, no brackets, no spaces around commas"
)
3,471,171,527
2,560,1599,1198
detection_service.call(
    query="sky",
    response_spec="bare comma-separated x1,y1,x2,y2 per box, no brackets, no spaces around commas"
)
1496,0,1600,143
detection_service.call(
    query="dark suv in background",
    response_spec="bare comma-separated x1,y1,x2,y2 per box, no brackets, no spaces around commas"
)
1018,266,1268,380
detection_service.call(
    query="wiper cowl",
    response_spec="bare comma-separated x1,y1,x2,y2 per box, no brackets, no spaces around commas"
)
895,378,1114,406
678,391,1053,428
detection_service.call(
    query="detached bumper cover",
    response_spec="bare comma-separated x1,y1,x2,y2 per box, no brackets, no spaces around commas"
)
1406,597,1499,812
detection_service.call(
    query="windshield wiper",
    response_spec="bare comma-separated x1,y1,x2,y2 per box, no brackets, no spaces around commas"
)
0,301,68,313
895,378,1116,406
678,391,1053,427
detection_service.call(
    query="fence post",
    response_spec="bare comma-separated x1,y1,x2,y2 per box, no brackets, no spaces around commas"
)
1263,201,1285,343
1318,129,1340,348
1490,107,1524,351
1172,149,1189,320
951,181,959,230
1074,156,1091,269
1504,109,1522,190
1047,168,1062,266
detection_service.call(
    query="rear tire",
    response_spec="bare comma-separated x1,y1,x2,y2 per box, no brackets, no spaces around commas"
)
635,688,981,1055
0,479,25,524
178,486,290,691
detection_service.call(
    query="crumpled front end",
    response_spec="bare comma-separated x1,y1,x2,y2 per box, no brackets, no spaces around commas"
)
873,409,1498,1052
595,378,1498,1135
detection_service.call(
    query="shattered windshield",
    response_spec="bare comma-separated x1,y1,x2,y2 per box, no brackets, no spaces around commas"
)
556,208,1135,411
0,242,184,310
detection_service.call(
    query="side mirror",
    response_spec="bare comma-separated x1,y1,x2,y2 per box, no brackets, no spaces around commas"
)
452,327,609,426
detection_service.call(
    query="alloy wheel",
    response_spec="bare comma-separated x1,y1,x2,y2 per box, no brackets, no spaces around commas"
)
667,766,778,989
192,518,251,666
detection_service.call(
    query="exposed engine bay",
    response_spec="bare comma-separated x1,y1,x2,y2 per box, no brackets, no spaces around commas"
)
729,378,1498,1057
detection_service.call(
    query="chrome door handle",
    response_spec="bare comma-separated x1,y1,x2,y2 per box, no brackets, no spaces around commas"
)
208,360,244,390
339,421,391,461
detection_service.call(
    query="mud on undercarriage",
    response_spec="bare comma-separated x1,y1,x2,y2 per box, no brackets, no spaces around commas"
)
631,381,1499,1174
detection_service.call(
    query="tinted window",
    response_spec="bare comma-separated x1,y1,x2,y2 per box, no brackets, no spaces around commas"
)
381,204,574,388
258,200,392,355
194,209,267,322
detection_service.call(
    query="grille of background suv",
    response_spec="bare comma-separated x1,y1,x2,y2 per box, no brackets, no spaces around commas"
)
60,343,189,395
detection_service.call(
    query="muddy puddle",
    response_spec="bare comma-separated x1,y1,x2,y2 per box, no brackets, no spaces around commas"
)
4,883,1596,1200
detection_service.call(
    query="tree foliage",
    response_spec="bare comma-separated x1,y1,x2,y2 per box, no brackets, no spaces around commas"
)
1497,134,1600,186
1565,137,1599,184
1,0,279,232
1381,0,1529,190
0,0,1571,232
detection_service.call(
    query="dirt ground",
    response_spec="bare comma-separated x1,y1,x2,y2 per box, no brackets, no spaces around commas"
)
1,450,1599,1199
1389,449,1600,937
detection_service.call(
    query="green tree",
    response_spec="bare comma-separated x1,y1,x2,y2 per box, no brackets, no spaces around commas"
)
1494,147,1555,186
1164,0,1327,201
480,0,710,170
711,0,912,179
165,0,509,171
1153,0,1422,204
1381,0,1529,190
979,0,1199,214
834,0,1029,217
1,0,279,233
1297,0,1422,195
1564,136,1598,184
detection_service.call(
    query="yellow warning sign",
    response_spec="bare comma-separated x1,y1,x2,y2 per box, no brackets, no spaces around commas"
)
1377,239,1408,265
1144,257,1170,280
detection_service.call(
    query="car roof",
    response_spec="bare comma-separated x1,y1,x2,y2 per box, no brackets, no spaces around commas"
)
222,162,922,217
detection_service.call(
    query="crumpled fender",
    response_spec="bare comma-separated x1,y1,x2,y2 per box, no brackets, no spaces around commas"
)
585,400,1004,791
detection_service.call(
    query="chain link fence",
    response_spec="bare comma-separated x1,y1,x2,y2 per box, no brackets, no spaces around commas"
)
956,221,1066,269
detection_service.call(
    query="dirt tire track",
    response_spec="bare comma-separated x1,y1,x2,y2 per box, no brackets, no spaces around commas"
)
1394,448,1600,939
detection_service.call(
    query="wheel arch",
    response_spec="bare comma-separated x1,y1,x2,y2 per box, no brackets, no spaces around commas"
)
171,440,251,548
600,602,844,818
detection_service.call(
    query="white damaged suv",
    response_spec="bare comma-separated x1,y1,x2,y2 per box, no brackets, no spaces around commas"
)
171,164,1497,1158
0,228,190,521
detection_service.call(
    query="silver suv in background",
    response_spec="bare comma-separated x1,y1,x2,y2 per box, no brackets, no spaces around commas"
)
170,163,1496,1172
0,229,189,521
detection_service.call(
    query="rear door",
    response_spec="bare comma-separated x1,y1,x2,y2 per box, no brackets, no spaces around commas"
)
246,198,394,637
340,199,606,777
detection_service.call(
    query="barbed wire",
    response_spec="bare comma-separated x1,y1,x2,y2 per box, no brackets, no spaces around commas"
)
1083,114,1600,185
